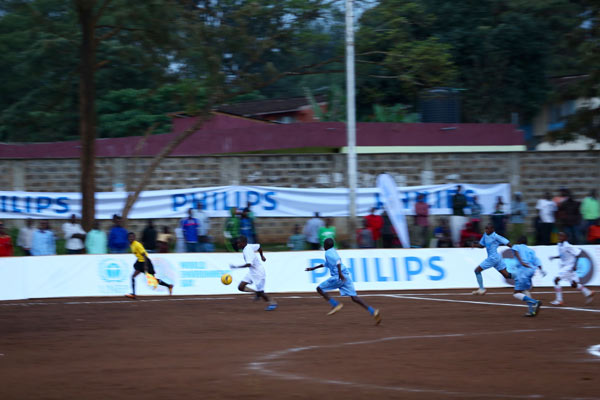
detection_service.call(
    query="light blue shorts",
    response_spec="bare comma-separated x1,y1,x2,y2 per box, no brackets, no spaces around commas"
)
480,256,506,271
318,275,357,296
514,268,535,291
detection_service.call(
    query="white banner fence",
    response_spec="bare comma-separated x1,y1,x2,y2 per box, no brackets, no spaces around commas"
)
0,183,510,219
1,245,598,301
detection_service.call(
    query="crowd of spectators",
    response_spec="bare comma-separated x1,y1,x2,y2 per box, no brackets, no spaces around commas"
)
1,187,598,257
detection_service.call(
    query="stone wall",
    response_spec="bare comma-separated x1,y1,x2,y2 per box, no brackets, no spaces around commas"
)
2,151,599,243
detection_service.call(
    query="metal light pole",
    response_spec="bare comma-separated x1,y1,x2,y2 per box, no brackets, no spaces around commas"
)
345,0,358,248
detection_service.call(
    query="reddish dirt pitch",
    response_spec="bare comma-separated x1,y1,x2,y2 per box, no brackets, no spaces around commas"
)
1,288,599,400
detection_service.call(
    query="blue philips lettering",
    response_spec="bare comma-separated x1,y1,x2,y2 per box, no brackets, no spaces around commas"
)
361,258,370,282
54,197,69,214
309,258,327,283
405,256,423,281
263,191,277,210
36,197,52,213
0,196,6,212
25,196,31,213
428,256,445,281
346,258,356,281
11,196,22,213
246,191,260,206
391,257,400,281
374,258,389,282
172,194,188,211
374,193,384,209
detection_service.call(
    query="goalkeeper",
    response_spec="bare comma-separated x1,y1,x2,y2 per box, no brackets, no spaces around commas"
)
125,232,173,299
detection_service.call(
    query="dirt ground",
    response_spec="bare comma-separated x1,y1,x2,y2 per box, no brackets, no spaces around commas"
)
1,288,599,400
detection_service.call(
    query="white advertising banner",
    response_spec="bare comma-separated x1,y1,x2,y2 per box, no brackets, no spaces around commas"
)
1,245,598,301
377,174,410,248
0,183,510,219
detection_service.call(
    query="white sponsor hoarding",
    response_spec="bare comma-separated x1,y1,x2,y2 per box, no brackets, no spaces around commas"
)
1,245,598,301
0,183,509,219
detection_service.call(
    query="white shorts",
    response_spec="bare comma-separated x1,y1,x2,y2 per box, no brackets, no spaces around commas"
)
557,266,579,283
243,270,266,292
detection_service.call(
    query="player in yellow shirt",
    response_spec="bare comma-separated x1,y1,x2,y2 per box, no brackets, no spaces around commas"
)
125,232,173,299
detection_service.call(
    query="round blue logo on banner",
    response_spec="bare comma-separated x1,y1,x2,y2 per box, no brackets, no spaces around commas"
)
98,259,127,282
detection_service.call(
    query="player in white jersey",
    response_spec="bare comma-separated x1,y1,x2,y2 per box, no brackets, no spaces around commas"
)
471,224,513,295
230,236,278,311
549,232,594,306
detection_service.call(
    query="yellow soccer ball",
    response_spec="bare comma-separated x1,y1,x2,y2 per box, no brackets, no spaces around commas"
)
221,273,233,285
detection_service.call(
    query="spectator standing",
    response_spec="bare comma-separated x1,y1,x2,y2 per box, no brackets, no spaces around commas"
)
460,222,482,247
587,219,600,244
303,212,324,250
580,190,600,243
85,220,107,254
536,192,557,245
141,219,157,253
181,208,200,252
194,202,212,252
450,185,468,247
509,192,528,241
224,207,241,251
157,226,174,253
240,209,256,243
491,198,507,237
357,219,375,248
17,218,35,255
62,214,86,254
0,221,14,256
108,215,129,254
381,211,396,248
174,225,186,253
433,218,453,248
364,208,383,246
414,194,429,248
31,220,56,256
557,190,581,243
287,224,306,251
470,195,483,234
318,218,337,248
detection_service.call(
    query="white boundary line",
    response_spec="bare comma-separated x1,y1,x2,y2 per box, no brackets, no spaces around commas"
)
385,294,600,313
247,327,600,400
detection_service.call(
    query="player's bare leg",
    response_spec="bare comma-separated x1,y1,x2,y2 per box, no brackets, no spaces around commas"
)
351,295,382,325
126,270,141,299
499,269,512,279
317,286,344,315
572,280,594,304
239,281,276,310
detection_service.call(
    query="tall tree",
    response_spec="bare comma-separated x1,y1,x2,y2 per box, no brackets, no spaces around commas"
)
355,0,457,118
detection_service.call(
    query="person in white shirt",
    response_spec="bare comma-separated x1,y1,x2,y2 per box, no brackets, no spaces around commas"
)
230,236,277,311
536,192,557,245
193,201,212,252
62,214,86,254
17,218,35,256
549,232,593,305
303,212,324,250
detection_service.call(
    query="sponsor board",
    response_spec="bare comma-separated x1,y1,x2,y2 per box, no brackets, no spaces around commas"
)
0,245,597,301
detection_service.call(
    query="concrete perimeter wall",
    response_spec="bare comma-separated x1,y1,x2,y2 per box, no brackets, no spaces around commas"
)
2,151,599,242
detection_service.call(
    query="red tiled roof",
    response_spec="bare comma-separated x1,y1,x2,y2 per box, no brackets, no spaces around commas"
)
0,115,524,159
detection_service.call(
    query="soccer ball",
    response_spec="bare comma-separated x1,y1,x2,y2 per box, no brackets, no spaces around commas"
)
221,273,233,285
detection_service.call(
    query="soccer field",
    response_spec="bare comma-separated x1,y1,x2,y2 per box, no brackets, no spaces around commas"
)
1,289,599,400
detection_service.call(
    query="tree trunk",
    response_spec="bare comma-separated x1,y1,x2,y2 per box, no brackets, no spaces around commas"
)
77,0,97,231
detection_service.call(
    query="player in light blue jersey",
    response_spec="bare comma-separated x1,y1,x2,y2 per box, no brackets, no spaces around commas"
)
511,236,542,317
305,238,382,325
471,224,513,295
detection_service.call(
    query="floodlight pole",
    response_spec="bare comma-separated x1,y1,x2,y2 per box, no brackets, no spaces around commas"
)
345,0,358,248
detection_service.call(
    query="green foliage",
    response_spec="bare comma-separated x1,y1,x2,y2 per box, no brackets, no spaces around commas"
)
355,0,457,118
369,104,419,123
551,2,600,144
